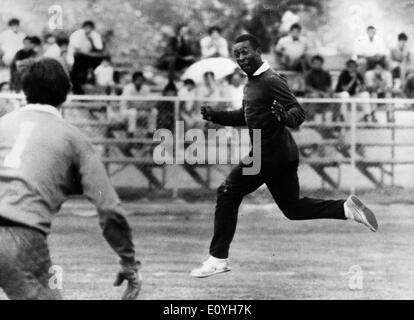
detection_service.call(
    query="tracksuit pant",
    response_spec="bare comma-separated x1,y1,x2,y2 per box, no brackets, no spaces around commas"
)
209,159,346,259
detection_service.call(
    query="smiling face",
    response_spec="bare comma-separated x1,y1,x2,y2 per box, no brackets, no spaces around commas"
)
233,40,263,76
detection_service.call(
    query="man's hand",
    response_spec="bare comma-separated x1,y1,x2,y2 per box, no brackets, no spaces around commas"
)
201,106,215,122
271,100,286,123
114,261,142,300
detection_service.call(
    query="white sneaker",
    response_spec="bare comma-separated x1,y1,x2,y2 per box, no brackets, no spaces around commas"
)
190,256,231,278
345,195,378,232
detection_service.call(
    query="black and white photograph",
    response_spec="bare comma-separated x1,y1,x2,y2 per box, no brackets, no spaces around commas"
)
0,0,412,307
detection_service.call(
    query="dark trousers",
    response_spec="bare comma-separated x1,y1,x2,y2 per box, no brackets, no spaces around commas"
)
210,159,346,259
0,222,62,300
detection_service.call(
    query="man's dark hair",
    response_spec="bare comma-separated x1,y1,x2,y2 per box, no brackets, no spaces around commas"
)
346,59,357,67
374,60,385,69
204,71,215,79
82,20,95,29
30,36,42,46
8,18,20,27
23,36,33,43
132,71,145,81
398,33,408,41
208,26,222,35
21,58,72,107
183,79,196,87
367,25,376,31
290,23,302,31
0,82,10,91
56,36,69,47
162,81,177,95
234,34,261,50
311,55,324,63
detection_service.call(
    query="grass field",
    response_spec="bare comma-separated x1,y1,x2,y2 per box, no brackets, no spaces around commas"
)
1,199,414,300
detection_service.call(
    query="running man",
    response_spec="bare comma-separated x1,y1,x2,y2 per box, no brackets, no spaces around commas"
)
0,58,141,299
191,34,378,278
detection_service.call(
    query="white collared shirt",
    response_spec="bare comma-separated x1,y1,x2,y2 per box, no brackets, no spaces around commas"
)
21,104,62,119
253,61,271,76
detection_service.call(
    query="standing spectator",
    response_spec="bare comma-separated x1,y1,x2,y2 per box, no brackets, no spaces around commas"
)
109,71,152,137
196,71,225,106
178,79,200,129
353,26,388,71
200,26,229,59
305,55,332,121
157,24,198,79
43,33,56,55
275,23,308,72
390,33,411,87
0,18,26,66
335,59,371,122
156,81,178,132
69,21,105,94
10,36,37,92
94,56,114,94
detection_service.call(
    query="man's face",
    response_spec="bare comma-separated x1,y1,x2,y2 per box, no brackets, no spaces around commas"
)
179,26,189,37
23,39,33,51
84,26,93,35
290,28,301,40
133,76,144,88
211,30,220,40
347,63,357,73
374,64,383,74
231,73,243,86
233,41,262,76
399,39,407,48
10,24,20,33
311,59,323,70
367,28,376,39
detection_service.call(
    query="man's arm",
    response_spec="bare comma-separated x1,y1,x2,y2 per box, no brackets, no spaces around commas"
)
268,74,306,128
76,139,136,265
202,105,246,127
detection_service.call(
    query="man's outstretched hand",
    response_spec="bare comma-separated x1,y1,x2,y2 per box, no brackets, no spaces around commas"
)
114,261,142,300
201,106,215,122
271,100,286,123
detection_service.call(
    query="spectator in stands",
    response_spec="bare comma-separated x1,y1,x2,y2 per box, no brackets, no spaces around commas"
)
157,24,198,79
109,71,152,137
196,71,225,107
274,23,308,72
94,56,114,94
10,36,37,92
353,26,388,71
305,55,332,122
0,18,26,66
30,36,42,56
44,36,73,72
43,33,56,54
200,26,229,59
69,20,105,94
336,59,371,122
0,81,19,117
390,33,411,87
156,81,178,132
365,61,393,98
222,69,245,110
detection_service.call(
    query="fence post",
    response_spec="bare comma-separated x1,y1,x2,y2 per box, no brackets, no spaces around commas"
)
350,101,357,195
172,99,180,199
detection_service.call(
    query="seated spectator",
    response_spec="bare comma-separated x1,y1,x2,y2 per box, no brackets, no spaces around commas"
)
304,55,332,121
94,56,114,94
365,61,393,98
275,23,308,72
390,33,411,87
10,36,37,92
200,26,229,59
69,20,106,94
0,81,20,117
43,33,56,54
156,81,178,132
353,26,388,71
30,36,42,56
0,18,26,66
335,59,371,122
157,24,198,79
44,36,73,72
109,71,152,137
196,71,225,107
178,79,203,129
222,69,245,110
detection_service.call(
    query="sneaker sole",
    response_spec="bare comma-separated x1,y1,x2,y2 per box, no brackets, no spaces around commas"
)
350,195,378,232
190,267,231,278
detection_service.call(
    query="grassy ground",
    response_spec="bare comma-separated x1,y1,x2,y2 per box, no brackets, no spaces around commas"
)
1,200,414,300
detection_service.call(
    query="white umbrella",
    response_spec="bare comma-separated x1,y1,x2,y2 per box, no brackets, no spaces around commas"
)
181,57,239,84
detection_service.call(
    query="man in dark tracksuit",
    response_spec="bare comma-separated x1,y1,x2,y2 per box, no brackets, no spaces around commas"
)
191,34,378,278
0,58,141,299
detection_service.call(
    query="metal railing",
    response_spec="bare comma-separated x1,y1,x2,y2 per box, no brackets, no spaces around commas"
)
1,93,414,192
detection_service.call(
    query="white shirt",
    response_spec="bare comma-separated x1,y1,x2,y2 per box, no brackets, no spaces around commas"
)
21,104,62,119
69,29,103,54
94,64,114,86
275,35,308,61
354,35,388,57
200,36,229,58
0,29,26,66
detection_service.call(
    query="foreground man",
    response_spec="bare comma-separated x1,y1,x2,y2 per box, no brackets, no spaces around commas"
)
191,34,378,278
0,58,141,299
